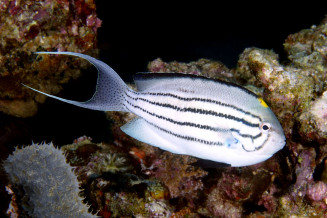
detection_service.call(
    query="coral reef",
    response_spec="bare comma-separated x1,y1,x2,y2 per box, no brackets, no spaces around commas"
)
61,137,174,217
284,19,327,91
205,185,243,218
274,148,327,216
300,90,327,140
234,47,316,137
3,142,95,217
232,17,327,216
150,152,208,200
148,58,234,82
197,158,281,217
0,0,101,117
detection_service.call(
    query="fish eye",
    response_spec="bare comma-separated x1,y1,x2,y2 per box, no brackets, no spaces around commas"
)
260,122,271,132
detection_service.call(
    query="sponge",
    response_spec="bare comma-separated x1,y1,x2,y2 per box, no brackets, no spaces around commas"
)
3,142,96,218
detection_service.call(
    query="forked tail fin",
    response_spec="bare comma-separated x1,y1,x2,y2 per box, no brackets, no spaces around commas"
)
23,52,129,112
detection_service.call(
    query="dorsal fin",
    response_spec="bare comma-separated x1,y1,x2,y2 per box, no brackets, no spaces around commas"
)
133,73,169,91
133,72,205,91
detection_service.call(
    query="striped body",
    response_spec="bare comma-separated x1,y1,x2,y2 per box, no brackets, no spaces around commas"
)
121,73,284,166
24,52,286,167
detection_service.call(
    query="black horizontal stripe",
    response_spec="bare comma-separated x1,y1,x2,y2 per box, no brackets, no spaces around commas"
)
230,129,262,139
143,118,224,146
124,98,228,132
127,89,262,122
125,90,260,128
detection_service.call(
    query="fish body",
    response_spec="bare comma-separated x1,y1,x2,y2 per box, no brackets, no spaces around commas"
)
24,52,286,167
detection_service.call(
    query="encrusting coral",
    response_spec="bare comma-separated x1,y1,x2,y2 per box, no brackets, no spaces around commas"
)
3,142,96,218
0,0,101,117
150,152,208,200
148,58,234,82
61,137,175,217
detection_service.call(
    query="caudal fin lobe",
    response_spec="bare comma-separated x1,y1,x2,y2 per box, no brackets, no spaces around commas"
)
23,52,129,112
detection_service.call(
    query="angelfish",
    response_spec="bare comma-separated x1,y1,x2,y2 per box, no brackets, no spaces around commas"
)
24,52,285,167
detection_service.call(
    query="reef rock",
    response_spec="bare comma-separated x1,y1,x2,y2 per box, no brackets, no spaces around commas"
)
0,0,101,117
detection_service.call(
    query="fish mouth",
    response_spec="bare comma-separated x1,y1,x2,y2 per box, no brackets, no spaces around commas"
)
272,138,286,153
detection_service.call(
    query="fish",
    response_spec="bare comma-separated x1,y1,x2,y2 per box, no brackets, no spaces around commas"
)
23,52,286,167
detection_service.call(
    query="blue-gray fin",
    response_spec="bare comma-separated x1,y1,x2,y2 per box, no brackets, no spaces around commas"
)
133,72,257,97
120,117,185,154
23,52,129,112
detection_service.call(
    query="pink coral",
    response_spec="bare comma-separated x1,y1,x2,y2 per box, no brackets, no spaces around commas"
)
290,148,316,200
310,91,327,135
307,181,327,201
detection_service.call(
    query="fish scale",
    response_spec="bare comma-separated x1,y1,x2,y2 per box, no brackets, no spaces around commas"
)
23,52,286,167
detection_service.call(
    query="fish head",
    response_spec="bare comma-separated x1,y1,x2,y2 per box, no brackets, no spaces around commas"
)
253,107,286,156
230,98,286,159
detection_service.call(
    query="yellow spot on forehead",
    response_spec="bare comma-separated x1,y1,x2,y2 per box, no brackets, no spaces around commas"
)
258,98,269,108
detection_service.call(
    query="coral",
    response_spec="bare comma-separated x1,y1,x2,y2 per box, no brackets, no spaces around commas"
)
0,0,101,117
299,90,327,141
284,18,327,92
234,17,327,147
307,181,327,202
95,153,132,174
61,137,173,217
274,148,327,216
310,91,327,135
201,158,281,217
107,109,208,204
206,191,243,218
104,192,146,217
148,58,235,82
5,185,19,218
103,190,172,217
171,207,199,218
63,140,133,180
277,195,320,217
234,21,327,215
3,142,95,217
257,184,278,213
289,148,316,201
235,47,316,138
151,152,208,200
